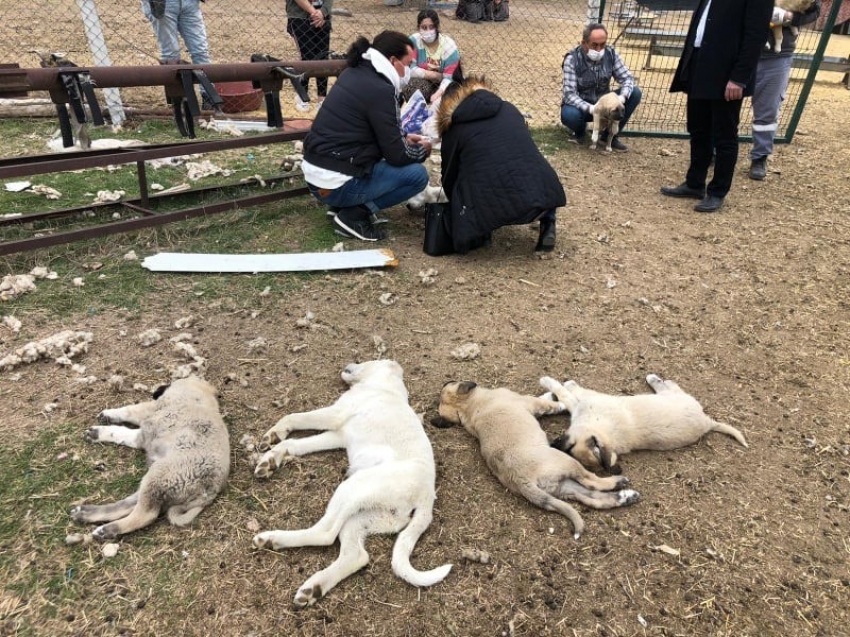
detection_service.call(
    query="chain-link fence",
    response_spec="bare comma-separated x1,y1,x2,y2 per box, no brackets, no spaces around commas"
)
0,0,846,141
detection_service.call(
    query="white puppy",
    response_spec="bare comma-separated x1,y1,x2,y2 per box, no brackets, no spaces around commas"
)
590,91,625,152
71,376,230,540
771,0,814,53
406,184,449,212
541,374,748,473
253,360,452,607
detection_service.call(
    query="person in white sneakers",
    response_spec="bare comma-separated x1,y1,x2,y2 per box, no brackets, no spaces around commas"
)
286,0,334,111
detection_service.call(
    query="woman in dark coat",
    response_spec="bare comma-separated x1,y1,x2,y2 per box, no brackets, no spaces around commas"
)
435,75,566,253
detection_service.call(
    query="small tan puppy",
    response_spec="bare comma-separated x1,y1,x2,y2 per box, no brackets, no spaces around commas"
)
541,374,748,473
590,91,625,152
433,381,640,539
71,376,230,540
772,0,814,53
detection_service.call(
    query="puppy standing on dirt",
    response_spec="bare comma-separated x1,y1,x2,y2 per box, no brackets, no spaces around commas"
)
253,360,452,608
433,381,640,539
590,91,625,152
541,374,748,473
71,376,230,540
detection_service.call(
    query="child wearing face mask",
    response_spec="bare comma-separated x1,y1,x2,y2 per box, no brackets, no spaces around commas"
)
559,22,642,152
403,9,461,104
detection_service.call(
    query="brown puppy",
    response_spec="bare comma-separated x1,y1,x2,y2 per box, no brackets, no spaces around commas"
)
433,381,640,539
541,374,748,473
590,91,625,152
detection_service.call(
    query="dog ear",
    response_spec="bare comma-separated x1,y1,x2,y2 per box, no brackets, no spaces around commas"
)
590,436,615,471
152,384,169,399
551,433,574,453
430,415,455,429
457,381,477,395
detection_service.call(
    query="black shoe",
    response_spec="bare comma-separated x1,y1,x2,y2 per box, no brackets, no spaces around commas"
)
569,130,586,145
333,207,386,241
660,182,705,199
326,206,341,220
610,136,628,152
694,195,724,213
749,157,767,181
535,218,556,252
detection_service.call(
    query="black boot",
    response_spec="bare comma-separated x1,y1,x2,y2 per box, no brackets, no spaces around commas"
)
535,218,556,252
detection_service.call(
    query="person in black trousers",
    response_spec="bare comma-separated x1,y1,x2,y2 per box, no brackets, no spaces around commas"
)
286,0,333,111
660,0,773,213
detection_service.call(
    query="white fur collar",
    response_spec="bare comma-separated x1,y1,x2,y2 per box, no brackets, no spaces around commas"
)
362,47,400,94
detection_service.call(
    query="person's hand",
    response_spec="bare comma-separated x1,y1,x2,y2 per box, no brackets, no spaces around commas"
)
427,70,442,82
618,94,627,105
406,133,432,154
309,10,324,27
724,81,743,101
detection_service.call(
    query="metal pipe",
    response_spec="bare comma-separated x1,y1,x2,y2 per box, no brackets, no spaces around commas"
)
0,60,346,95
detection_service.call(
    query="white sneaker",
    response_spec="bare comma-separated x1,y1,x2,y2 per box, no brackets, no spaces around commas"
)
295,95,310,112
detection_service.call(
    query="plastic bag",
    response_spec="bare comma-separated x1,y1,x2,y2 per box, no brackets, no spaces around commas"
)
401,90,430,135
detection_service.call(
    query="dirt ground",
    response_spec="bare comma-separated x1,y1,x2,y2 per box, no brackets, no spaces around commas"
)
1,72,849,637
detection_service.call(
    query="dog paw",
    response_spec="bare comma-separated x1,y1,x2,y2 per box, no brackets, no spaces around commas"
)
617,489,641,506
70,505,87,523
97,409,121,425
92,524,118,541
257,431,282,452
252,531,274,550
645,373,662,385
82,427,101,443
615,476,631,489
538,391,556,402
539,376,560,392
253,453,279,479
293,584,323,608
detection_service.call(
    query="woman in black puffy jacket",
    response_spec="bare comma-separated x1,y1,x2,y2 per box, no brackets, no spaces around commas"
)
435,73,566,253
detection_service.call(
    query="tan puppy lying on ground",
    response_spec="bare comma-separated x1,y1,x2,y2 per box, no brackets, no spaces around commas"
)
253,360,452,607
71,376,230,540
432,381,640,539
541,374,748,474
590,91,625,152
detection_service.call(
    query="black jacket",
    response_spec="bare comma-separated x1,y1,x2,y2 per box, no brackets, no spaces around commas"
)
303,60,427,179
670,0,773,99
436,82,566,254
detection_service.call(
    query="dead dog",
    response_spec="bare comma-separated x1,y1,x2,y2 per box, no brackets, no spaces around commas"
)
253,360,452,607
590,91,625,152
433,381,640,539
541,374,748,473
71,376,230,540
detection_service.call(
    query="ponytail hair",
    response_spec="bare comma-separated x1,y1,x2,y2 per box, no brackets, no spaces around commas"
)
346,36,371,67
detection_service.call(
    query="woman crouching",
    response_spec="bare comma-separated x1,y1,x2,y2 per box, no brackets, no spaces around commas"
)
436,73,566,253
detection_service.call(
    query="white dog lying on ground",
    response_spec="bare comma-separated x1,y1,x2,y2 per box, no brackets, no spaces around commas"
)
71,376,230,540
541,374,748,473
253,359,452,607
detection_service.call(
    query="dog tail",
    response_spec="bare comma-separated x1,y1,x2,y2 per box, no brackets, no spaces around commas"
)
711,421,749,448
519,483,585,539
391,506,452,588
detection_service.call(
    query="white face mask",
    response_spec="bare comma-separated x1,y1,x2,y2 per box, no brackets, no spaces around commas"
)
399,64,412,89
420,29,437,44
586,48,605,62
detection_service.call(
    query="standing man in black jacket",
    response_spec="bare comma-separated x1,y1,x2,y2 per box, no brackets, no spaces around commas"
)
660,0,773,213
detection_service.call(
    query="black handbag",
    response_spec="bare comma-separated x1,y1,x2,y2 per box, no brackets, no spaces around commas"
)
423,201,454,256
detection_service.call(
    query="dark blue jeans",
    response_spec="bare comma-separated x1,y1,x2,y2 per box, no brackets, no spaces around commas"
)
560,86,643,137
309,160,429,214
